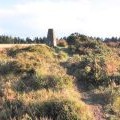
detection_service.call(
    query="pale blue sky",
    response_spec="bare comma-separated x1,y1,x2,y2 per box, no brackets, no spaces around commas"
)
0,0,120,38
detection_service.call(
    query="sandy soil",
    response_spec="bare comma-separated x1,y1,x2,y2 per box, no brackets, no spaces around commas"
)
0,44,37,49
0,44,38,51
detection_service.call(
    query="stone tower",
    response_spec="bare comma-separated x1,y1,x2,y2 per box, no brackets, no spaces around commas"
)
47,29,57,47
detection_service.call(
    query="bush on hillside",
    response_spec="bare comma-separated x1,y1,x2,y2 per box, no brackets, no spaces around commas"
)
112,96,120,116
66,33,112,56
29,99,93,120
16,70,73,92
66,54,108,85
57,51,68,60
0,61,17,75
1,100,25,120
30,100,80,120
109,87,120,117
103,87,120,119
1,98,93,120
57,40,68,47
8,45,55,59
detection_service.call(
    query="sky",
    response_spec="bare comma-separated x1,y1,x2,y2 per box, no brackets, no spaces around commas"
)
0,0,120,38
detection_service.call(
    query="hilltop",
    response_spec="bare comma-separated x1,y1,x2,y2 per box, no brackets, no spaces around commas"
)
0,33,120,120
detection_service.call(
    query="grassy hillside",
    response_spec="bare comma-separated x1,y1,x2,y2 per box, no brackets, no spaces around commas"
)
0,44,93,120
65,34,120,119
0,34,120,120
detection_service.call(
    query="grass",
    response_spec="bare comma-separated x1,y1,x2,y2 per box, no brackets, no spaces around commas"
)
0,44,94,120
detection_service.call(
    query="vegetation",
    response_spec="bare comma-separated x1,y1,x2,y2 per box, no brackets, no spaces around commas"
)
0,35,44,44
57,39,68,47
0,33,120,119
0,44,93,120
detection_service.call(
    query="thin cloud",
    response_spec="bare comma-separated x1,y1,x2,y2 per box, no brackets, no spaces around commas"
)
0,0,120,38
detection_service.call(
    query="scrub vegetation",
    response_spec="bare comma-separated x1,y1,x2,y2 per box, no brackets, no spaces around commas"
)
0,33,120,120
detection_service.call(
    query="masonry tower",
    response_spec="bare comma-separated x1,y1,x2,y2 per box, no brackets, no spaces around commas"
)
47,29,57,47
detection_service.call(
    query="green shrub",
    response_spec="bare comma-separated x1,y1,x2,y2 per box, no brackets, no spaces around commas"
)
6,45,57,73
36,71,73,91
16,74,41,92
67,54,81,64
57,40,68,47
66,55,108,85
1,98,93,120
0,61,17,75
29,100,81,120
20,114,52,120
66,33,112,56
1,100,25,120
110,87,120,116
8,45,55,59
112,96,120,115
0,100,53,120
16,71,73,92
57,51,68,60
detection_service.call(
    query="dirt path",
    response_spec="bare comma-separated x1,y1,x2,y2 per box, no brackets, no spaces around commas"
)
77,81,106,120
0,44,38,52
82,91,106,120
61,56,107,120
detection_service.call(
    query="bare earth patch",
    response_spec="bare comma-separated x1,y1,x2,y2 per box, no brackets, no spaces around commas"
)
0,44,37,51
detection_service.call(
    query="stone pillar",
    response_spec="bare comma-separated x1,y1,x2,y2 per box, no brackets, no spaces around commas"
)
47,29,57,47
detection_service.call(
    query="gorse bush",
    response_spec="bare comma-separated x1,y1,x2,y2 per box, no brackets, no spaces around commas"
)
28,98,93,120
1,98,93,120
67,33,112,56
57,51,68,60
36,74,72,91
1,100,25,120
110,87,120,117
66,54,109,85
30,100,81,120
112,96,120,116
57,39,68,47
103,87,120,119
16,73,73,92
1,99,50,120
0,61,17,75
